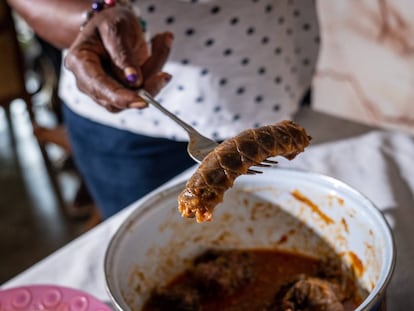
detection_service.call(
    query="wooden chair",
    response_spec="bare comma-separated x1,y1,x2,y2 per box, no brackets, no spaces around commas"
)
0,0,66,210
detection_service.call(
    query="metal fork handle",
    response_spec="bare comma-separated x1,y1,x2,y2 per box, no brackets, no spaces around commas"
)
138,89,199,137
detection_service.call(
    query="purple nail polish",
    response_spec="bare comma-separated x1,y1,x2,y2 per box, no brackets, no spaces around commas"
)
164,74,172,83
126,74,138,83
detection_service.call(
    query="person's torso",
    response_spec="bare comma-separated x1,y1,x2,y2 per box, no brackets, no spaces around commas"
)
60,0,320,141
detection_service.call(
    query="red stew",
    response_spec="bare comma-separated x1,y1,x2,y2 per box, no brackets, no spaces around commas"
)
142,249,364,311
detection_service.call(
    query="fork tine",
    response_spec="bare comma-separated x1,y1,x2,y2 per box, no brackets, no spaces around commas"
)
247,168,263,174
249,157,278,173
251,158,278,168
262,159,278,164
254,163,272,168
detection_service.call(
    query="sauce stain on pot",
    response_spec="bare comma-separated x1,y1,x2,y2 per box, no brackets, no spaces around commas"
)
291,189,334,225
347,251,365,277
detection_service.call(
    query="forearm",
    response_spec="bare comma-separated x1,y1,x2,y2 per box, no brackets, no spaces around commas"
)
6,0,90,49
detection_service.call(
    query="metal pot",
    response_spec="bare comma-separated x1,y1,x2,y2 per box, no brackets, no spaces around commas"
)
105,168,395,311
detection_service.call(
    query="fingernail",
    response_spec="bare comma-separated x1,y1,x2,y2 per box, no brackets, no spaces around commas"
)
129,101,147,109
165,34,174,48
163,74,172,85
124,67,138,83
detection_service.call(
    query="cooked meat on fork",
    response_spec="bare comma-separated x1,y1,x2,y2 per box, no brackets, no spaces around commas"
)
177,120,311,223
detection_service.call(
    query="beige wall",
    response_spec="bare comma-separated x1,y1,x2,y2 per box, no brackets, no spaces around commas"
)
313,0,414,134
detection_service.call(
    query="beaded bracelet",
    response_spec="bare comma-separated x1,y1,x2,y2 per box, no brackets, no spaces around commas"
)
80,0,146,32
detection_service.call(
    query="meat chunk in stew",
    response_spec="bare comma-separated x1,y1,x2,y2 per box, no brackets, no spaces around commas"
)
266,275,345,311
191,249,254,296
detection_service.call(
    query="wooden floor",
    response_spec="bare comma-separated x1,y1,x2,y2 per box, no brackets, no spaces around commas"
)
0,100,87,284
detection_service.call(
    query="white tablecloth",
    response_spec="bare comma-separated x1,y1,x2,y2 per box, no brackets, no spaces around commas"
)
2,111,414,310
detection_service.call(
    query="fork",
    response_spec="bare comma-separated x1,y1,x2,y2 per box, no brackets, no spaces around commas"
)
138,89,274,174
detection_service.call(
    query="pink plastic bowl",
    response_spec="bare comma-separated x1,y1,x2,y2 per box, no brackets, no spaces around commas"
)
0,284,111,311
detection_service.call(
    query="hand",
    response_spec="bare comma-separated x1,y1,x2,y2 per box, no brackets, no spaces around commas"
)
64,6,173,112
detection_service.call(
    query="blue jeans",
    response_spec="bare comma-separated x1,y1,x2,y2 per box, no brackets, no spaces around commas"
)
63,104,195,219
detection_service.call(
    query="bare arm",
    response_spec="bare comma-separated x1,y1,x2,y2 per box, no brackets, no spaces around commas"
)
6,0,89,49
6,0,174,111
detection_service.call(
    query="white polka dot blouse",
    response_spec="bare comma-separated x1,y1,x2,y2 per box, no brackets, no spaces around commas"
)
59,0,320,141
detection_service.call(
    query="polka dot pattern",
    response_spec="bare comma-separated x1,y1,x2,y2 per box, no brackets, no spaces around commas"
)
59,0,320,141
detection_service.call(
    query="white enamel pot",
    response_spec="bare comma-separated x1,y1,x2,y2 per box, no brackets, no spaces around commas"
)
105,168,395,311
